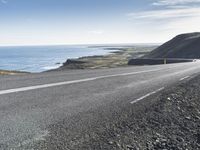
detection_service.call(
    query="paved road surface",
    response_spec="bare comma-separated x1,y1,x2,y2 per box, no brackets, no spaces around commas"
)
1,61,200,149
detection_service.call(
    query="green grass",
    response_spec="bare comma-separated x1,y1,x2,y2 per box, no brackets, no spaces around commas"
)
0,70,28,75
60,46,157,70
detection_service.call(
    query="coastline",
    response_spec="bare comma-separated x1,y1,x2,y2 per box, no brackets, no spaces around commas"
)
54,45,157,71
0,45,119,73
0,45,157,74
0,70,28,75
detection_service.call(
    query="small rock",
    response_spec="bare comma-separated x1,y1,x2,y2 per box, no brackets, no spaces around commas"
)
195,115,200,120
155,139,160,143
126,145,138,150
116,142,121,147
176,137,184,142
116,134,120,137
108,141,113,145
161,139,167,142
167,97,171,101
197,110,200,114
185,116,191,120
155,133,162,137
196,133,200,143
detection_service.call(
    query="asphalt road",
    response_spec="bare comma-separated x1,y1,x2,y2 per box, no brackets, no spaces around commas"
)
1,61,200,149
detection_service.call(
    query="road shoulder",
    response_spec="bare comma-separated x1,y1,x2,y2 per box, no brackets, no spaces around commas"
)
32,73,200,150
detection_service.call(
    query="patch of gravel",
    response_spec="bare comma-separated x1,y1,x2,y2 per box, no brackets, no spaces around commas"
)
79,75,200,149
105,75,200,150
34,74,200,150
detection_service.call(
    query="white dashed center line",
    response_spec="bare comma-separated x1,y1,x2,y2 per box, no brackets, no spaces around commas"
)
130,87,165,104
180,76,190,81
0,68,164,95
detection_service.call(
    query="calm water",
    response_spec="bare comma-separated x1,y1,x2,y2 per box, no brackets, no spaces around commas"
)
0,45,115,72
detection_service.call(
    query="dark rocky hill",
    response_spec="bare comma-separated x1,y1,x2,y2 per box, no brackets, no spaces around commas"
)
144,32,200,59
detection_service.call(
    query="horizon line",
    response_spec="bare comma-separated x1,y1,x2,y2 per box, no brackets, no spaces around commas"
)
0,42,162,47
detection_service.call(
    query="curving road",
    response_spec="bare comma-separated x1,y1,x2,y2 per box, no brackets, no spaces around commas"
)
1,61,200,149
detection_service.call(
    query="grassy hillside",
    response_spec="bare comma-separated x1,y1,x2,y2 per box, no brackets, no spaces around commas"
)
56,46,155,70
144,32,200,59
0,70,27,75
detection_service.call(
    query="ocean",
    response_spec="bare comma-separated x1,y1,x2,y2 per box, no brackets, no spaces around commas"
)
0,45,116,72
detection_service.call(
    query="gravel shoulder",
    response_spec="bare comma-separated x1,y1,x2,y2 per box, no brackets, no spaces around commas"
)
28,73,200,150
105,74,200,150
99,74,200,150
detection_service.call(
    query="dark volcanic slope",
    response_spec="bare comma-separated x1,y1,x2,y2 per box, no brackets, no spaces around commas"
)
144,32,200,59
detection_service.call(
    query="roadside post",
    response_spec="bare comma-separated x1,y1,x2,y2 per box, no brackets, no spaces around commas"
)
164,58,167,64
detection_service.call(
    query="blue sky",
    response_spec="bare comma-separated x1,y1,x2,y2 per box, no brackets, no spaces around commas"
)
0,0,200,46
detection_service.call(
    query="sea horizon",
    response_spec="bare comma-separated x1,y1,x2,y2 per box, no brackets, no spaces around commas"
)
0,43,161,47
0,44,161,73
0,45,118,73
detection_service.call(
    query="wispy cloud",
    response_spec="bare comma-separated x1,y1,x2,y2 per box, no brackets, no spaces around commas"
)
1,0,7,4
153,0,200,6
88,30,104,35
127,7,200,20
126,1,200,41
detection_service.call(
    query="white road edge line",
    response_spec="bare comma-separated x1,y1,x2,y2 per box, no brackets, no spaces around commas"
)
180,76,190,81
130,87,165,104
0,68,164,95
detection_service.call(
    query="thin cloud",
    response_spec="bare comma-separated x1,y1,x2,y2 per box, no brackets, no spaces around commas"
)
88,30,104,35
153,0,200,6
1,0,8,4
127,7,200,20
126,3,200,41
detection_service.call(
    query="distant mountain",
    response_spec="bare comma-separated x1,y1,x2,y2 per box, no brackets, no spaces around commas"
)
143,32,200,59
